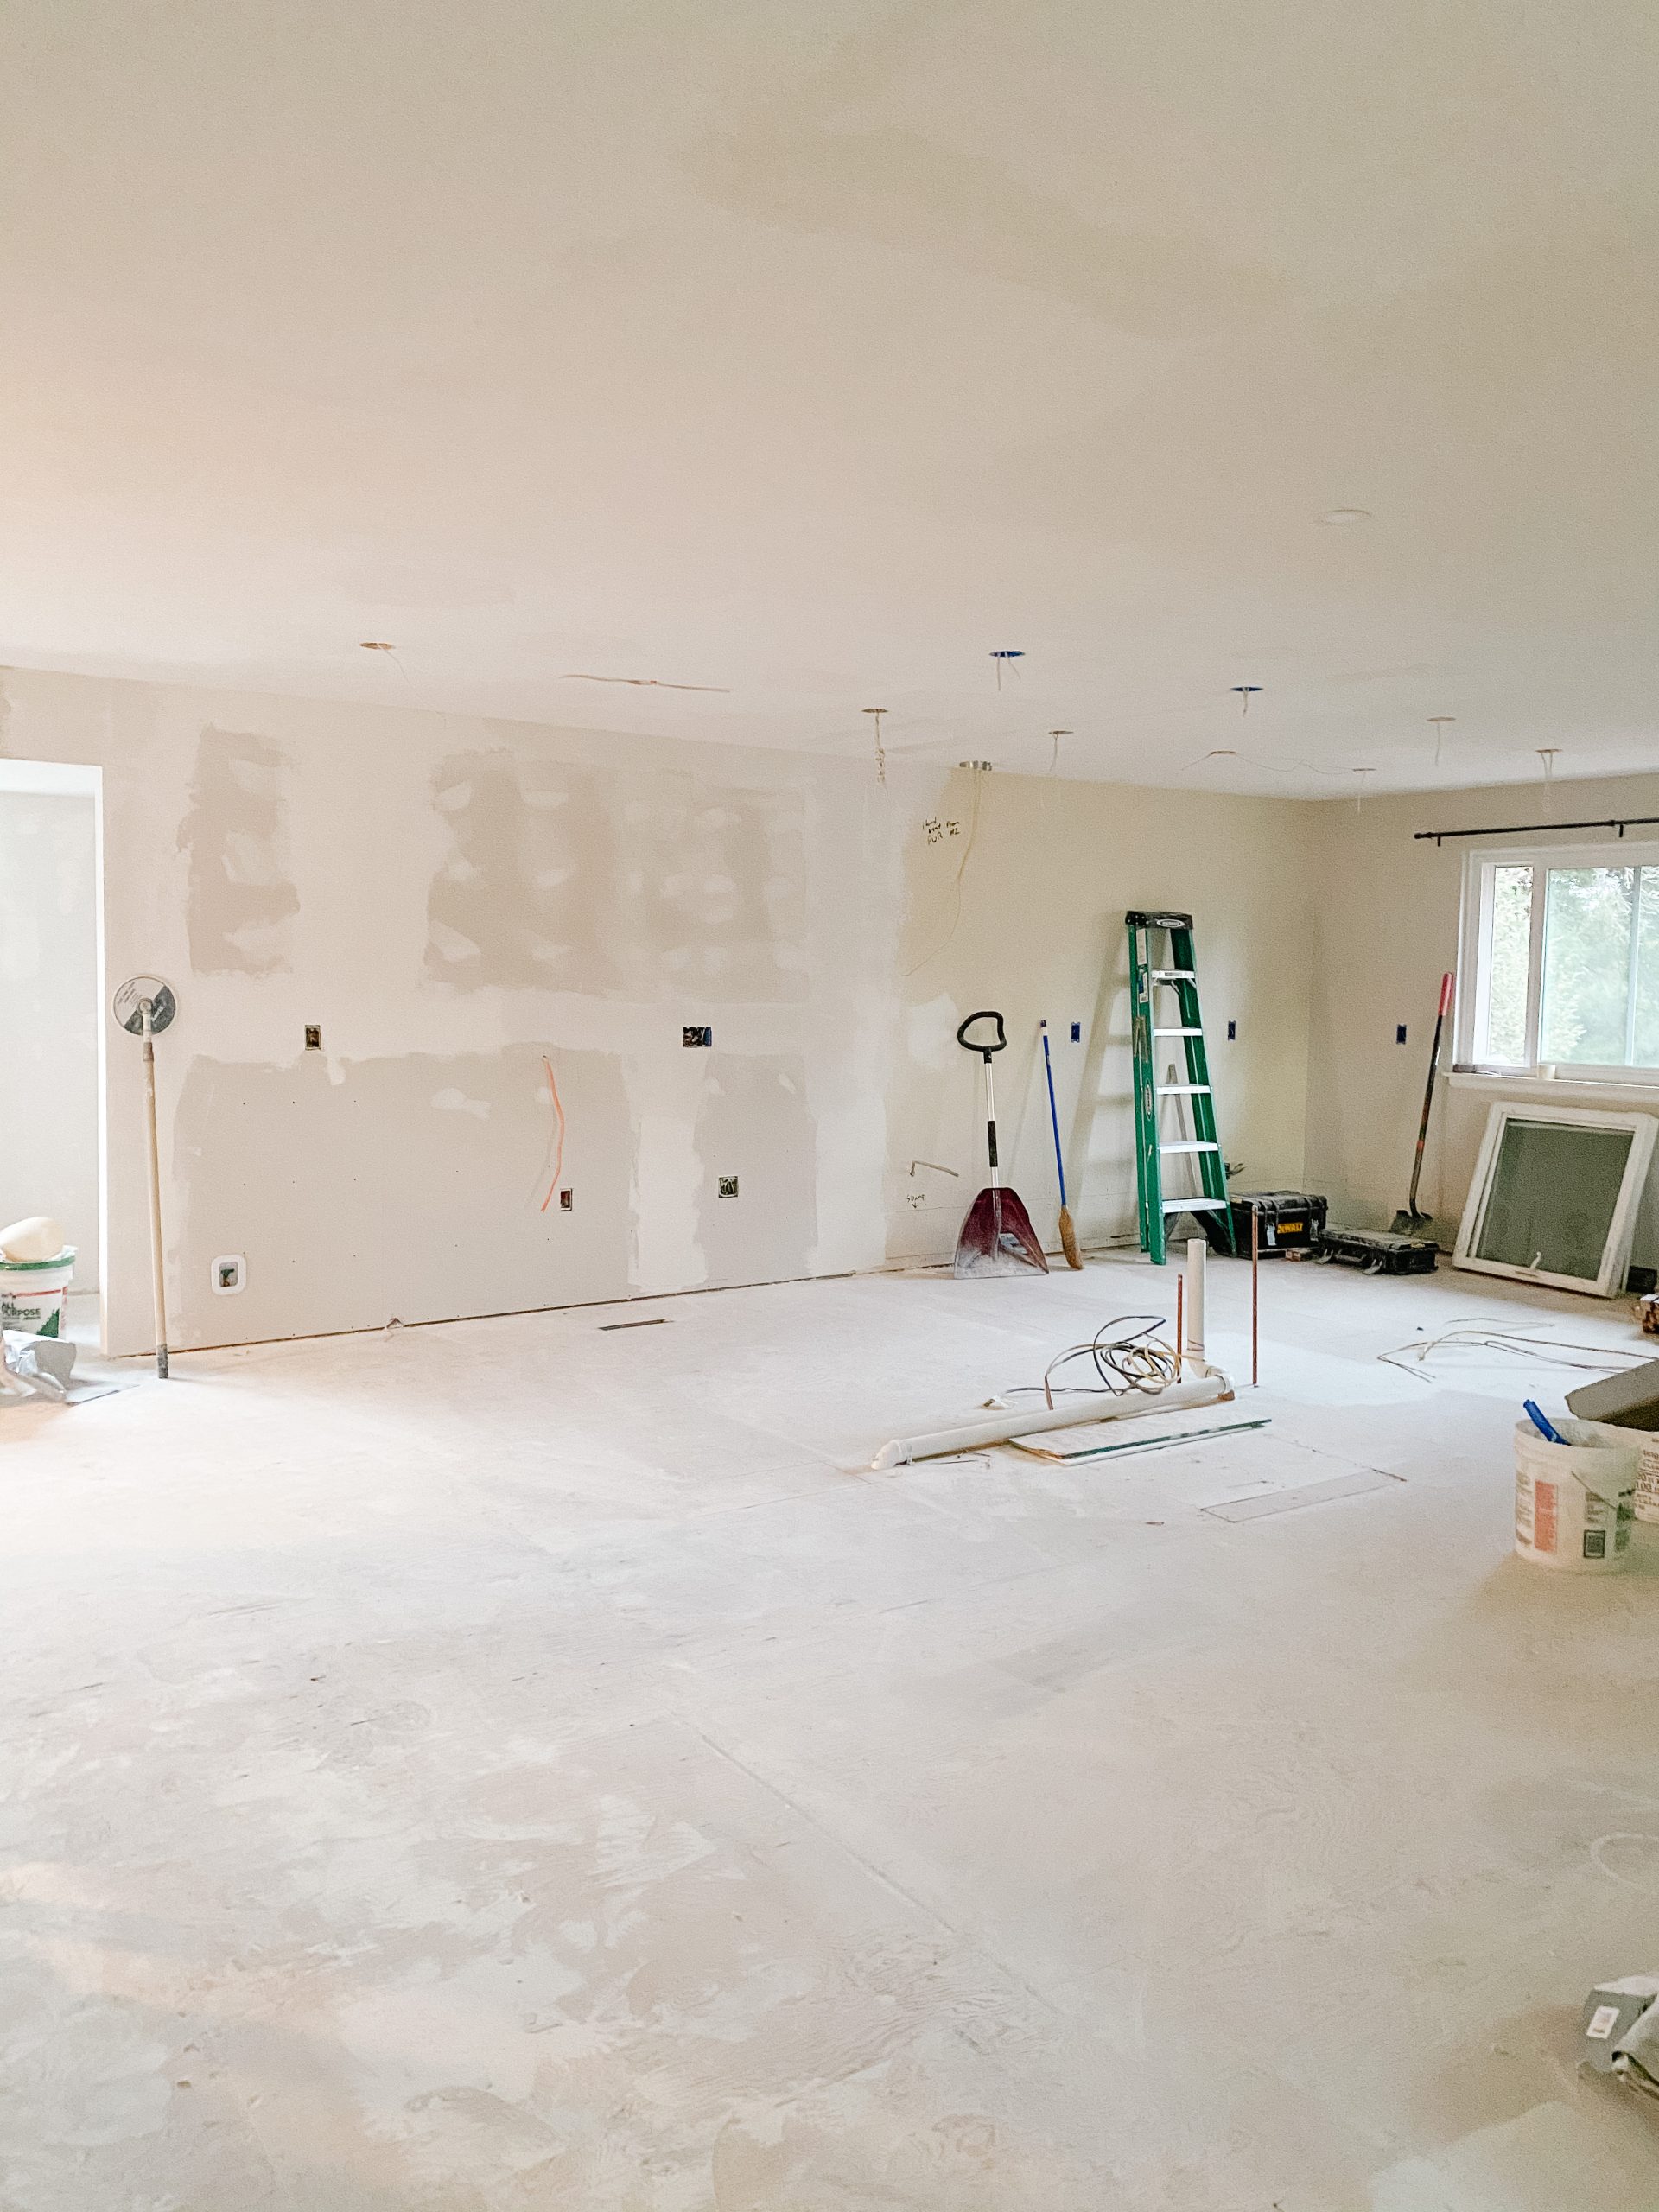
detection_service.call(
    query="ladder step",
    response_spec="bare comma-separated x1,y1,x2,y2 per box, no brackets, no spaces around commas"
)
1149,969,1197,982
1153,1026,1205,1037
1160,1140,1219,1153
1155,1083,1211,1096
1161,1195,1227,1212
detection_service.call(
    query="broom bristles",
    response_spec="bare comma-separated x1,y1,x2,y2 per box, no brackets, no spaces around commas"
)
1058,1204,1083,1270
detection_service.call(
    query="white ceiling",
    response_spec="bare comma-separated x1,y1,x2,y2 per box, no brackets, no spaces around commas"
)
2,1,1656,795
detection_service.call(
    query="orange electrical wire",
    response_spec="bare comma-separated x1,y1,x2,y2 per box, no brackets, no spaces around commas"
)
538,1054,567,1212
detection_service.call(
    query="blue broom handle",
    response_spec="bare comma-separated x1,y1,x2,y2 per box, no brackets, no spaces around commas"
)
1041,1023,1068,1207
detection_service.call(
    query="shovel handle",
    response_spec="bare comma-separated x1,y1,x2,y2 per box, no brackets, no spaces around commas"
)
1406,971,1453,1215
957,1010,1007,1059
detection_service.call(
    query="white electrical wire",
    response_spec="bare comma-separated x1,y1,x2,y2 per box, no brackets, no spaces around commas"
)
1175,748,1364,781
1377,1316,1654,1384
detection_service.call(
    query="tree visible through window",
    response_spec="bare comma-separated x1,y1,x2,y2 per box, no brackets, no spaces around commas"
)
1470,849,1659,1075
1541,867,1634,1065
1485,866,1532,1065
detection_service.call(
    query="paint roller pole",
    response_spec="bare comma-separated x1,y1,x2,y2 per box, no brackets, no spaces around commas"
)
140,1000,169,1380
1251,1203,1260,1389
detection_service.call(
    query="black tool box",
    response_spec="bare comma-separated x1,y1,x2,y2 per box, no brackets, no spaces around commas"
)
1317,1226,1438,1274
1205,1192,1327,1255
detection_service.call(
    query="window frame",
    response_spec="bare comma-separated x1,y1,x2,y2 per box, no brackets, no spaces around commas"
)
1457,839,1659,1080
1452,1097,1658,1296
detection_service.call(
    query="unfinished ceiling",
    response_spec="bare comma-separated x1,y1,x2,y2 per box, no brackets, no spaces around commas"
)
1,0,1655,794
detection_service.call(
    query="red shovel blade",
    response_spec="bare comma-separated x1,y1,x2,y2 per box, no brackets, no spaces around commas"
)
953,1185,1050,1277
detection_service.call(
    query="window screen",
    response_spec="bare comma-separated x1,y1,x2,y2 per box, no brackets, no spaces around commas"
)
1472,1117,1635,1281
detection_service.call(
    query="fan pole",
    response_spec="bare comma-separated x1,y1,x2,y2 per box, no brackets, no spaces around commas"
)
141,999,169,1379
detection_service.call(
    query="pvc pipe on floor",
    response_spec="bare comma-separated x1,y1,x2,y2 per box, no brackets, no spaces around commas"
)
869,1373,1233,1470
1185,1236,1206,1371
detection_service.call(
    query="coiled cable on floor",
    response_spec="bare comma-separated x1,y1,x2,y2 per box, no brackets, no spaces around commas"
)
1000,1314,1184,1410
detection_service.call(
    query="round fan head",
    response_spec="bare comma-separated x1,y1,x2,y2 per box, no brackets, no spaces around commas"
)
112,976,177,1036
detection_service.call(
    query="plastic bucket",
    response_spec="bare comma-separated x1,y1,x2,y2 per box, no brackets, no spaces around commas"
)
1636,1436,1659,1526
0,1247,76,1339
1514,1417,1637,1572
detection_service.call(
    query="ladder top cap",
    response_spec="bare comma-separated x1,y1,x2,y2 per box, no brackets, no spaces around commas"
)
1127,910,1194,929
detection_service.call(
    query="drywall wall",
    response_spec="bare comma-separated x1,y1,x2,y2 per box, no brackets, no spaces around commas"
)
1,668,1321,1355
0,671,898,1355
887,768,1315,1262
0,786,100,1287
1304,768,1659,1269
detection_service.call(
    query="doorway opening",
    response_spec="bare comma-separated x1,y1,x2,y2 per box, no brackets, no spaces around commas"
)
0,761,106,1351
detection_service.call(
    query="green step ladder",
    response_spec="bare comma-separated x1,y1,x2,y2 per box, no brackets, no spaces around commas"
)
1127,910,1234,1264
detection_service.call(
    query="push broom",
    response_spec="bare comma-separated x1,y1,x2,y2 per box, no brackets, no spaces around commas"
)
953,1011,1048,1277
1039,1020,1083,1268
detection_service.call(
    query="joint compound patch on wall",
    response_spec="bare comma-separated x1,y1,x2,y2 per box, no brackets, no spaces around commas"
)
423,750,808,1000
178,727,298,974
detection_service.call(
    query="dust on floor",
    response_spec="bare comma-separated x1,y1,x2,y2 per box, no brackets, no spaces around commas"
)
3,1255,1656,2207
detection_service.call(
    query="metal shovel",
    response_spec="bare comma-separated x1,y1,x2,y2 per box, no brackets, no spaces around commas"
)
1390,971,1453,1239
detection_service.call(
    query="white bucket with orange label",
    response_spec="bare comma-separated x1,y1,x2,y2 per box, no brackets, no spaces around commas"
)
1632,1434,1659,1525
1514,1417,1637,1573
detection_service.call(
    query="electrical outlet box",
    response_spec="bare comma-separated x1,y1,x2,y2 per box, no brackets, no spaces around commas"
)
212,1254,245,1295
683,1025,713,1048
1227,1020,1237,1040
304,1025,321,1051
559,1189,573,1212
718,1175,739,1198
1071,1021,1081,1042
1396,1023,1408,1043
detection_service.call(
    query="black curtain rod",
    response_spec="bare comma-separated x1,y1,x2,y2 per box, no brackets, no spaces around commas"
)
1414,815,1659,848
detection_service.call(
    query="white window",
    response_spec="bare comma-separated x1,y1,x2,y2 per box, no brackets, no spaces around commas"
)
1460,842,1659,1077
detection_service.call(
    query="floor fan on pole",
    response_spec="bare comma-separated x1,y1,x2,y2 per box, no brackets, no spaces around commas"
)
113,976,177,1379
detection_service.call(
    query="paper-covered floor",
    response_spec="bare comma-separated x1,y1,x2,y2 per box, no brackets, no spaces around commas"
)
5,1254,1658,2208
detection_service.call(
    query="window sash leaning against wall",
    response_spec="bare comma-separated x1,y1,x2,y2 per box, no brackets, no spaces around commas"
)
1459,840,1659,1079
